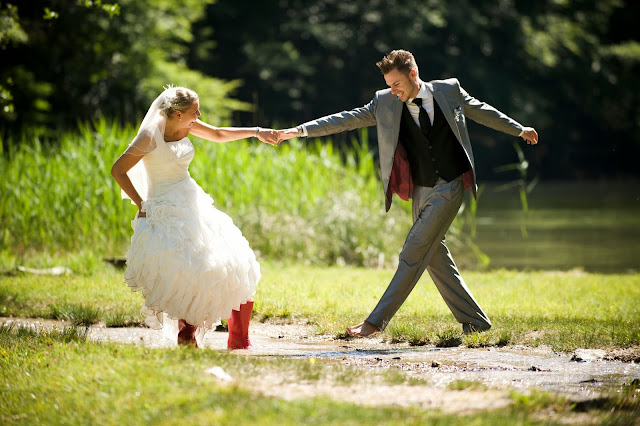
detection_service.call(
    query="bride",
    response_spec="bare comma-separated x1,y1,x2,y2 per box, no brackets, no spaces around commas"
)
111,86,277,349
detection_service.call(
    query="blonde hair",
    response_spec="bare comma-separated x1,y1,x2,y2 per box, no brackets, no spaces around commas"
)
159,85,199,117
376,50,418,75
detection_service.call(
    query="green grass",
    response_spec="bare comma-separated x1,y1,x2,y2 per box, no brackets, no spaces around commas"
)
0,324,434,425
0,324,490,425
1,262,638,424
1,262,639,352
1,323,638,425
259,265,640,352
510,386,640,425
48,303,101,326
449,380,487,391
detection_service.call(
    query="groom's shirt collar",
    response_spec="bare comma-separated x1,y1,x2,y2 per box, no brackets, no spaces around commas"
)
407,82,435,125
408,82,431,104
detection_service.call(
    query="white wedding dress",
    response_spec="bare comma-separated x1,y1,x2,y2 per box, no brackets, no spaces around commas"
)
123,134,260,340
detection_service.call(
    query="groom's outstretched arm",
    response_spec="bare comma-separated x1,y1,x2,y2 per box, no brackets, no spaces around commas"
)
278,97,378,143
453,80,539,145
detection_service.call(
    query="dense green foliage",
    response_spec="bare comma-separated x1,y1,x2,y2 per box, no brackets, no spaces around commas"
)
0,0,245,131
190,0,640,180
2,1,639,180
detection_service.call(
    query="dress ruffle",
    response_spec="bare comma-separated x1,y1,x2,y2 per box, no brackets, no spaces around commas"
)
124,178,260,332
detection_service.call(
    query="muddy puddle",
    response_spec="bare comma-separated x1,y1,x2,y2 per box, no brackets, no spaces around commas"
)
3,317,639,414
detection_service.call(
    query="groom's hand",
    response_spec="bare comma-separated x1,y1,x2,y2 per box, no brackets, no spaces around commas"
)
276,128,300,145
520,127,538,145
256,128,279,146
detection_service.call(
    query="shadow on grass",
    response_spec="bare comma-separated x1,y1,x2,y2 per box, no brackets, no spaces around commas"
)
511,382,640,425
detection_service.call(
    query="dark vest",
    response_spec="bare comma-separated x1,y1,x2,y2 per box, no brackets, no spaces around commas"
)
399,100,470,187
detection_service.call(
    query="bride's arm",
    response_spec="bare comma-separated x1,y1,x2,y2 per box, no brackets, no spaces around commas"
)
190,120,278,145
111,153,146,216
111,132,153,217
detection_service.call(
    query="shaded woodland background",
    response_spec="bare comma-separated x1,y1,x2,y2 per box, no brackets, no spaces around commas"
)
1,0,639,181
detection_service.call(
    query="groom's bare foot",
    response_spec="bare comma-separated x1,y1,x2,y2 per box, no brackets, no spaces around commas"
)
346,321,380,337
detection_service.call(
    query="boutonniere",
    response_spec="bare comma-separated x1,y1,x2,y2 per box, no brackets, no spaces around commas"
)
454,106,463,122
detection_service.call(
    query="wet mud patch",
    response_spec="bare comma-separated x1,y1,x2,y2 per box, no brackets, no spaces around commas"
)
604,345,640,363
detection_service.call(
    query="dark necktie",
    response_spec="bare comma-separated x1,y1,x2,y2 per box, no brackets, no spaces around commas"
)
412,98,431,137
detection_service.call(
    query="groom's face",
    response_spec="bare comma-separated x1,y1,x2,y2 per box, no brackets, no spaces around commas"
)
384,68,420,103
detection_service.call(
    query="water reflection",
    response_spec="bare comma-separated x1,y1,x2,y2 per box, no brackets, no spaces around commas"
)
469,182,640,272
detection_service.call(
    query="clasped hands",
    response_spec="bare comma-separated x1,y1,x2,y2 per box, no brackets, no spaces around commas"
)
254,127,302,147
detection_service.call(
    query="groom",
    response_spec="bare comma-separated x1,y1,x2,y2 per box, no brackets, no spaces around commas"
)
278,49,538,337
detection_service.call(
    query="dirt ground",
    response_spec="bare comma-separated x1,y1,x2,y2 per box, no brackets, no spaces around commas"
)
3,317,639,417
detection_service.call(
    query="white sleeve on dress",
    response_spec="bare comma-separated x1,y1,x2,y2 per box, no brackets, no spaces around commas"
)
120,127,160,203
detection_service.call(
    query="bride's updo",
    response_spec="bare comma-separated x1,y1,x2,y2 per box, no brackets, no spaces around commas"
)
159,86,198,117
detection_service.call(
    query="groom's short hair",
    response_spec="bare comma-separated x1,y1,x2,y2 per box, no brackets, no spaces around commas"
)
376,50,418,75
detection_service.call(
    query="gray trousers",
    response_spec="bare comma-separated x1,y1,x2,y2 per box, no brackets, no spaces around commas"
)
366,176,492,331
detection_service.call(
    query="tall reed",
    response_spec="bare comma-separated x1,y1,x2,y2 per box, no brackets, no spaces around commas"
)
493,141,539,238
1,120,136,255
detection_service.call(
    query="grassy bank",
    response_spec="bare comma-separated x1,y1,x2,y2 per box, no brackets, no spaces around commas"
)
1,260,638,352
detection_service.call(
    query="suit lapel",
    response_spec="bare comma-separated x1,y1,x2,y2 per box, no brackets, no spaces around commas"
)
430,82,462,143
392,96,402,143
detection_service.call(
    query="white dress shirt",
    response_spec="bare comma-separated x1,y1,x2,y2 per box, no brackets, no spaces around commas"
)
407,82,434,126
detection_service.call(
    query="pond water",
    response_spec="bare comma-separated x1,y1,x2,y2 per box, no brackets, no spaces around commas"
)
469,180,639,273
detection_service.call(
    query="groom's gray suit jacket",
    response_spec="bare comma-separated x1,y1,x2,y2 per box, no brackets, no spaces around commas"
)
303,78,524,211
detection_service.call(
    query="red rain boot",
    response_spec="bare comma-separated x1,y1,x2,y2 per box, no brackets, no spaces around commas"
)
178,319,198,347
227,301,254,349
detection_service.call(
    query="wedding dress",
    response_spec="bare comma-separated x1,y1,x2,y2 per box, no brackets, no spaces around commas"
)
123,129,260,339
